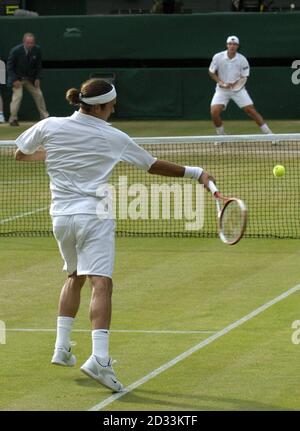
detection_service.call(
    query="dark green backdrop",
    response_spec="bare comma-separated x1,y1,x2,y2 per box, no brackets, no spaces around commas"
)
1,13,300,60
0,13,300,120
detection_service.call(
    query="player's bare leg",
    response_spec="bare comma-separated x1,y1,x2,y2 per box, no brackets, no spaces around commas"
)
89,275,112,330
211,104,226,135
58,273,86,317
243,104,272,134
52,274,86,366
80,275,123,392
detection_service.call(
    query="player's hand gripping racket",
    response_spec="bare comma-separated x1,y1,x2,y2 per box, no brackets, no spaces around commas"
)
218,77,247,92
208,180,247,245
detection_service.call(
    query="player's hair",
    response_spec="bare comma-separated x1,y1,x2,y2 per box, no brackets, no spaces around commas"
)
23,32,35,41
66,79,113,112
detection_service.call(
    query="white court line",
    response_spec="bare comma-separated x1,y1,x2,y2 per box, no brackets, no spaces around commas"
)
6,328,216,335
0,206,48,224
89,283,300,411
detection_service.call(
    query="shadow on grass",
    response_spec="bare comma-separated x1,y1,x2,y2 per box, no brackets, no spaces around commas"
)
76,376,292,410
111,388,292,411
75,377,102,388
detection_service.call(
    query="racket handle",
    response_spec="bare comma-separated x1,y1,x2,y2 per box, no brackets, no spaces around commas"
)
208,180,219,196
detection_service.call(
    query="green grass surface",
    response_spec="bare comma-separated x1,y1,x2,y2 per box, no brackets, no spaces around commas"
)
1,120,300,238
1,237,300,410
1,119,300,140
1,119,300,410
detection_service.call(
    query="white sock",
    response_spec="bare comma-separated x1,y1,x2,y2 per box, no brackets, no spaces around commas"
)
216,125,225,135
92,329,110,362
55,316,74,351
260,123,272,134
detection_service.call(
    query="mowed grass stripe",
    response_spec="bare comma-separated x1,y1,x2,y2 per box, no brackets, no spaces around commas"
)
5,328,217,335
103,288,300,411
1,238,300,410
90,283,300,411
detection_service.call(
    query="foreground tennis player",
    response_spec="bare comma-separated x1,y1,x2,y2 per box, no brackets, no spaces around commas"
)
209,35,272,135
14,78,214,392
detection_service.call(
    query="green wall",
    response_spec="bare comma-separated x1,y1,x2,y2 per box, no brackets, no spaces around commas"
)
1,13,300,60
0,13,299,120
2,67,299,120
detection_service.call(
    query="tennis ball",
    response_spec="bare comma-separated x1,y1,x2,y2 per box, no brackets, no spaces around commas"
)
273,165,285,178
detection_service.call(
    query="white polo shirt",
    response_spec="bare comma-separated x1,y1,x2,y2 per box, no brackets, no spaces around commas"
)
15,111,156,216
209,50,250,85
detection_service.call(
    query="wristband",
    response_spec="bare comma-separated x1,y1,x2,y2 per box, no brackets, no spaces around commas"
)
208,180,218,195
184,166,204,180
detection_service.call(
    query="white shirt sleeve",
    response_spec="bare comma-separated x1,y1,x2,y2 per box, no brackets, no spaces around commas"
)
209,54,218,73
241,57,250,78
15,119,48,154
120,136,156,171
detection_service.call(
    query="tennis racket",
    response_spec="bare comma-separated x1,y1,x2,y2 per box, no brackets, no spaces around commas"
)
231,77,247,92
208,180,247,245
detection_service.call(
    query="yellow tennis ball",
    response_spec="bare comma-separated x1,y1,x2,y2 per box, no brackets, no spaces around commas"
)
273,165,285,178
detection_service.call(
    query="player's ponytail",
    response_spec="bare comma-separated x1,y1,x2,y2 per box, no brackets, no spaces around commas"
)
66,88,81,106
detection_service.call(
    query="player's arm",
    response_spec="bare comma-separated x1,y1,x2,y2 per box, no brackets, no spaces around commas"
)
228,59,250,90
229,78,240,87
120,137,215,189
208,70,228,89
14,120,47,162
229,57,250,89
148,159,215,188
208,55,228,88
15,148,46,161
209,70,220,84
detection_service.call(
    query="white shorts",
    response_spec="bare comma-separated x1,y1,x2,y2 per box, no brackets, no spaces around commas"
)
211,87,253,109
52,215,115,278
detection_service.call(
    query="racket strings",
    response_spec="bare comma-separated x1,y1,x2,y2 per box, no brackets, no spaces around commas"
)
220,200,245,243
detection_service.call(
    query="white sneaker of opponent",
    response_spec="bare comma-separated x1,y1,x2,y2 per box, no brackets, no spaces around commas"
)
80,355,123,392
0,113,5,123
51,347,76,367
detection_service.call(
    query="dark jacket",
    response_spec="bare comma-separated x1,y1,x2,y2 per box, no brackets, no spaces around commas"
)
7,44,42,87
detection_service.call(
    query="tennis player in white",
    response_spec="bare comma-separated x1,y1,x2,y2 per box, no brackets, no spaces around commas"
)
209,35,272,135
14,78,214,393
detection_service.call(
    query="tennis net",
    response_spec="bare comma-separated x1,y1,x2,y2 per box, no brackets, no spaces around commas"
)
1,134,299,238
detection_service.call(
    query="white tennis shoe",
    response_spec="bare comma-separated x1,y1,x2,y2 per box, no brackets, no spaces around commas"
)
51,348,76,367
80,356,123,392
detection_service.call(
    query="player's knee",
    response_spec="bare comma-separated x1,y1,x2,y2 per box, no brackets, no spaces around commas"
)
210,105,222,117
68,273,86,288
243,105,254,115
90,276,113,295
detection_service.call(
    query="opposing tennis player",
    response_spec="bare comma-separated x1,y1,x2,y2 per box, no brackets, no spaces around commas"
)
14,78,215,393
209,35,272,135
